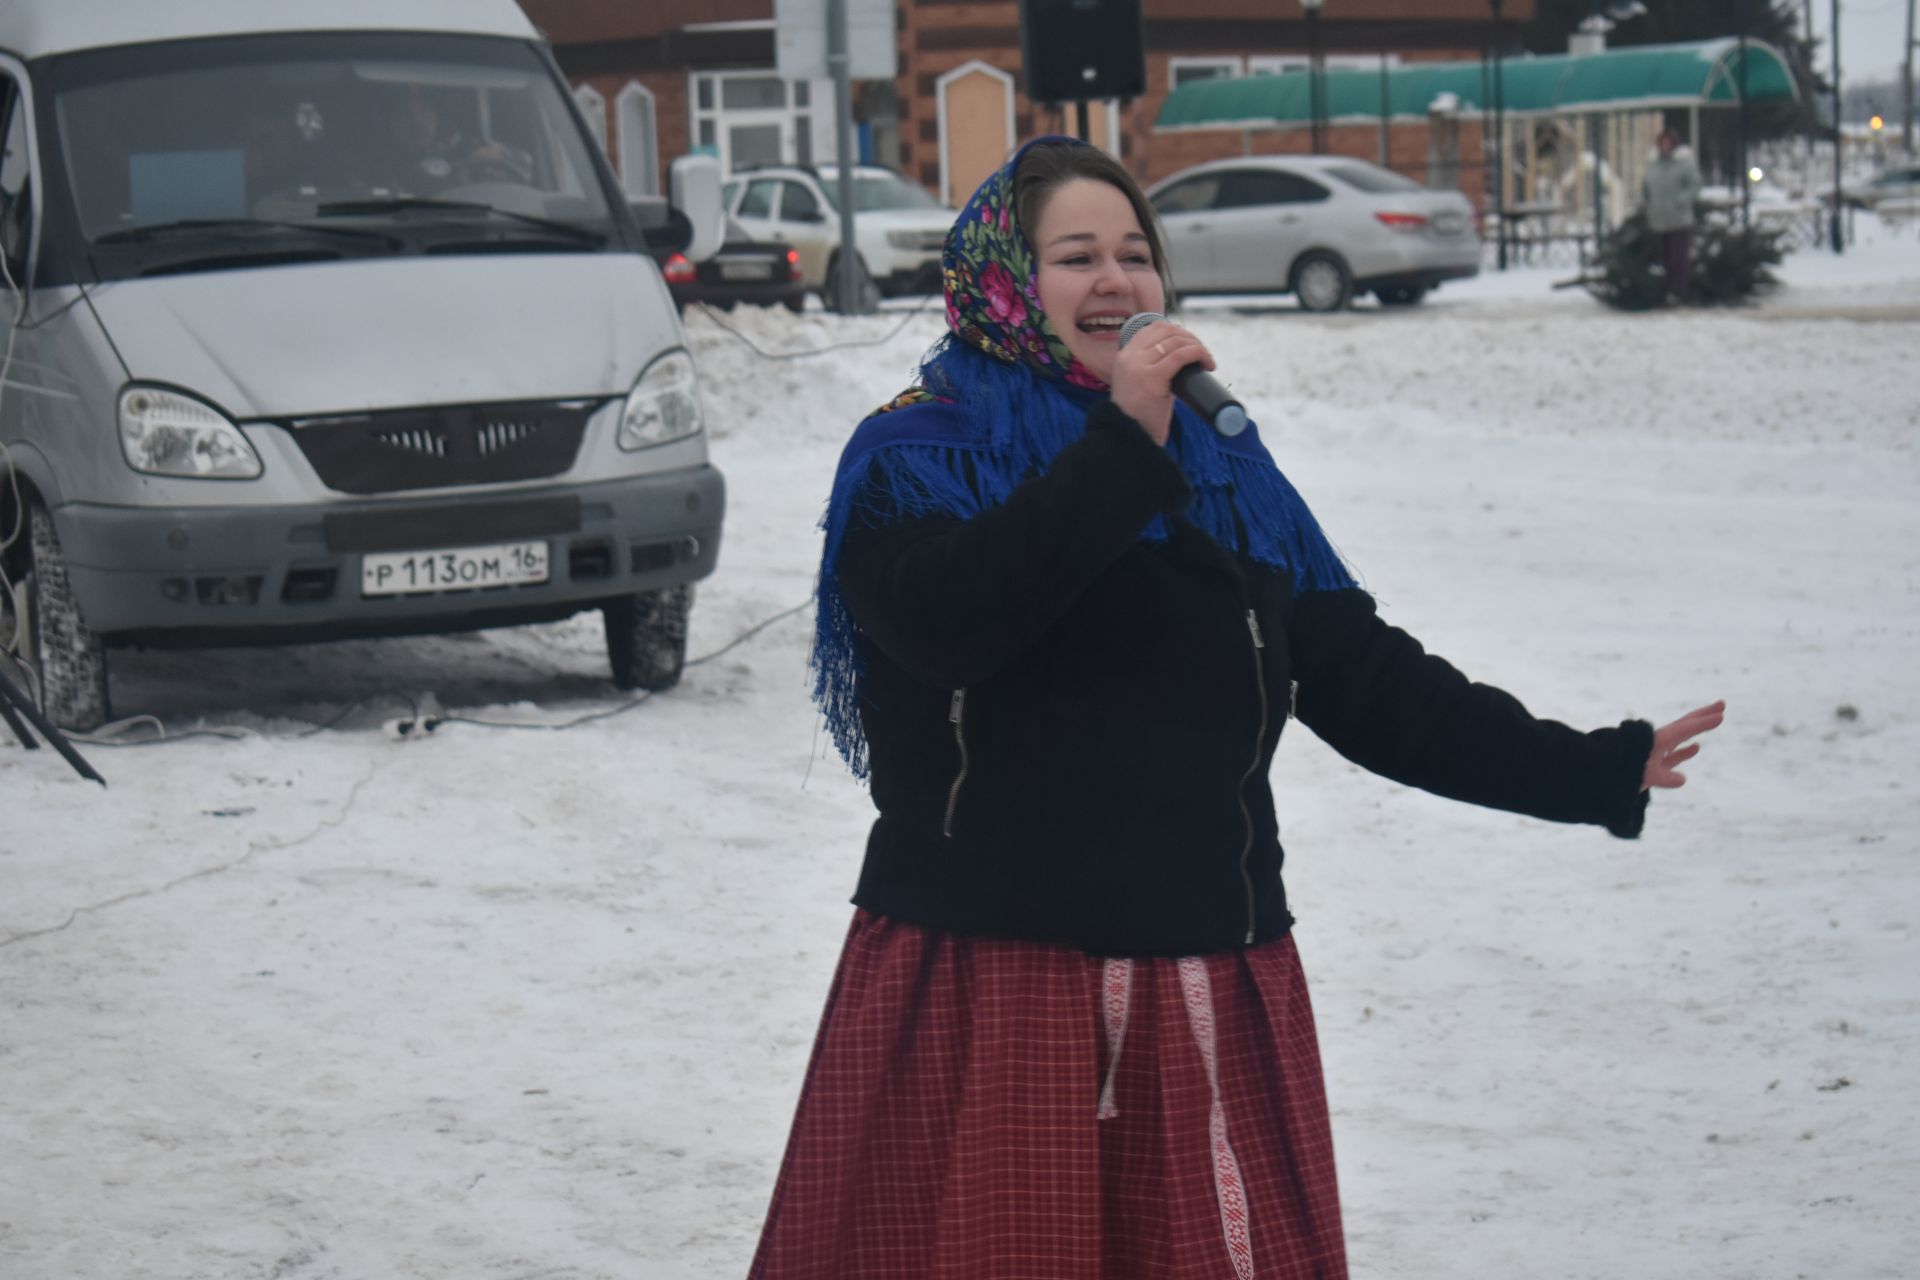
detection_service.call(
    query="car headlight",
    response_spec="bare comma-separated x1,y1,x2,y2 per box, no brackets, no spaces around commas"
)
118,386,263,479
617,350,704,451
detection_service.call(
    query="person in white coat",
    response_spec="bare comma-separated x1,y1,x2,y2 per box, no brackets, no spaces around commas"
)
1640,128,1702,304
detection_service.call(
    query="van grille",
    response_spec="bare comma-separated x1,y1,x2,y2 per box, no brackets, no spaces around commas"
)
283,399,600,494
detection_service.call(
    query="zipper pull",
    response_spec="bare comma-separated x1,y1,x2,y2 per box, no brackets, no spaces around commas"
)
1245,609,1265,649
949,688,966,723
1288,679,1299,721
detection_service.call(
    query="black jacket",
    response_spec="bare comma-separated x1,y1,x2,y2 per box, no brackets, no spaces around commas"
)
836,401,1652,957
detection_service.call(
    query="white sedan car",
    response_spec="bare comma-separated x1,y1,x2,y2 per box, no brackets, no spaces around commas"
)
1146,156,1481,311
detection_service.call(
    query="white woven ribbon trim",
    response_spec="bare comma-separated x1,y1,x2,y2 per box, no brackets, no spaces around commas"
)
1178,956,1255,1280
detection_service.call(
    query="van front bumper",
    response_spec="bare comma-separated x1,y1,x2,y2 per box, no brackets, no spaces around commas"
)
53,467,724,643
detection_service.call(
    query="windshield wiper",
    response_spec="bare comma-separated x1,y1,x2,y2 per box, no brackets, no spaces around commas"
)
94,218,403,249
314,198,607,245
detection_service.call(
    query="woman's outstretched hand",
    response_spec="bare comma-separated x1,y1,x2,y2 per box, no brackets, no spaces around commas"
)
1642,700,1726,791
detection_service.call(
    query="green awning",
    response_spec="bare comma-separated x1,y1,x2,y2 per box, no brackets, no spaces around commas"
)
1155,38,1799,132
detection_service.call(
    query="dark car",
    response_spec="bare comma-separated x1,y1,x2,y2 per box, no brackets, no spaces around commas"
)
661,217,807,314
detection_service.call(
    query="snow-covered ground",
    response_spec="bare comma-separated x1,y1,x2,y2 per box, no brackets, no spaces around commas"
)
4,224,1917,1279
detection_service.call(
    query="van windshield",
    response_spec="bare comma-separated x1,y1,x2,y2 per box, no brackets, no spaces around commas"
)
47,32,617,276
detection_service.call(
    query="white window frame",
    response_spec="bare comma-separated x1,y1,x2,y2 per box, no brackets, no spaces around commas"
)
1169,57,1244,93
615,80,659,196
572,83,607,155
689,70,827,174
1247,53,1394,77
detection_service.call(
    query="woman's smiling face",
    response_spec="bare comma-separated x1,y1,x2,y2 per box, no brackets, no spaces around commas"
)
1030,177,1166,386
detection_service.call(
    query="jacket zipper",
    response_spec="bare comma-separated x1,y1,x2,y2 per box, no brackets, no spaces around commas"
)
942,688,969,838
1237,609,1269,945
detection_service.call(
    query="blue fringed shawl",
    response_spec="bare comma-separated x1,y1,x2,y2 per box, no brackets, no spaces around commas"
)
812,336,1356,778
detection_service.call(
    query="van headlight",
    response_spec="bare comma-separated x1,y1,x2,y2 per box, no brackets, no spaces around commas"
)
617,350,703,451
118,386,263,479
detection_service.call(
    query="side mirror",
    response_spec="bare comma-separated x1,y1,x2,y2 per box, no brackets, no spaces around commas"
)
629,195,694,260
669,154,724,263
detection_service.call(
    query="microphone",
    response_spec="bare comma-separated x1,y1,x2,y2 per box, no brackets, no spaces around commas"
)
1117,312,1248,437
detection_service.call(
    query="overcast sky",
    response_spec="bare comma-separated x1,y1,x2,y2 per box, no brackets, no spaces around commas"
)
1811,0,1914,85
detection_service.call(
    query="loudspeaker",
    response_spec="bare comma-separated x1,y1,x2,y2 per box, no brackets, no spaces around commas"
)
1018,0,1146,104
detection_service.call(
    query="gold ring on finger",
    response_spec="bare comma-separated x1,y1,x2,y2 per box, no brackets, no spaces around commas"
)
1156,340,1168,356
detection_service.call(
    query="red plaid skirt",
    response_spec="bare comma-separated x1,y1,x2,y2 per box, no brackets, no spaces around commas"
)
747,910,1347,1279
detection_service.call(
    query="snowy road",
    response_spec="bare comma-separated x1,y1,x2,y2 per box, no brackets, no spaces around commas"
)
3,235,1917,1279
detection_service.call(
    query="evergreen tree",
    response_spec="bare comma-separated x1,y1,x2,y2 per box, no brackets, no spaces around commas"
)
1586,210,1787,310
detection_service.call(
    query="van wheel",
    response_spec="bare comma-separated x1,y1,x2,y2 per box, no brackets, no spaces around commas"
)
1291,251,1353,313
604,584,691,692
12,502,112,731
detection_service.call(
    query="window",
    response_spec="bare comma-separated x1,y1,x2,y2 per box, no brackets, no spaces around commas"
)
781,180,822,222
721,76,786,112
1220,170,1328,206
0,74,30,278
1170,58,1241,92
48,33,612,254
1247,54,1390,78
736,178,779,218
689,71,825,174
1151,174,1224,215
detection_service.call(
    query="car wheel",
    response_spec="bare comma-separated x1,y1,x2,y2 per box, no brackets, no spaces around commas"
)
604,584,691,692
1376,284,1428,307
10,500,112,731
1291,251,1353,313
783,294,807,315
823,252,879,314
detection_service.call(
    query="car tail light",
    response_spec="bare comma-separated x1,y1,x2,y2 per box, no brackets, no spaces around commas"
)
662,253,696,284
786,248,803,281
1374,212,1430,232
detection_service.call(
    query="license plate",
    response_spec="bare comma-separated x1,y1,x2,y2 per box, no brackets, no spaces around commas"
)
719,260,773,280
361,540,548,596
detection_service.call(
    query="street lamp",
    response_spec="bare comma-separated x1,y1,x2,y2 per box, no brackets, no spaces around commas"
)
1302,0,1325,155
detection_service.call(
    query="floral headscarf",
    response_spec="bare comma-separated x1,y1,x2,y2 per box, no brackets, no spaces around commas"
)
940,148,1108,391
812,137,1356,778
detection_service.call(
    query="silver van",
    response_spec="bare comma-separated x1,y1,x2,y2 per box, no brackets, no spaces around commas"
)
0,0,724,730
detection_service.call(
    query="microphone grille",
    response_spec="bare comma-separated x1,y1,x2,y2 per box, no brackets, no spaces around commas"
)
1117,312,1163,349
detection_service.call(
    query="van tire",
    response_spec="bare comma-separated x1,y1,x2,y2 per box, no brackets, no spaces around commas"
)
22,502,111,732
604,584,691,692
1291,251,1353,313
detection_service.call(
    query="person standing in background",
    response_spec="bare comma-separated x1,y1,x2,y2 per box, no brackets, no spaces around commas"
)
1642,128,1703,304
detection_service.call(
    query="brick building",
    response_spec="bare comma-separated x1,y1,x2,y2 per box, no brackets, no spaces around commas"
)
517,0,1528,206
